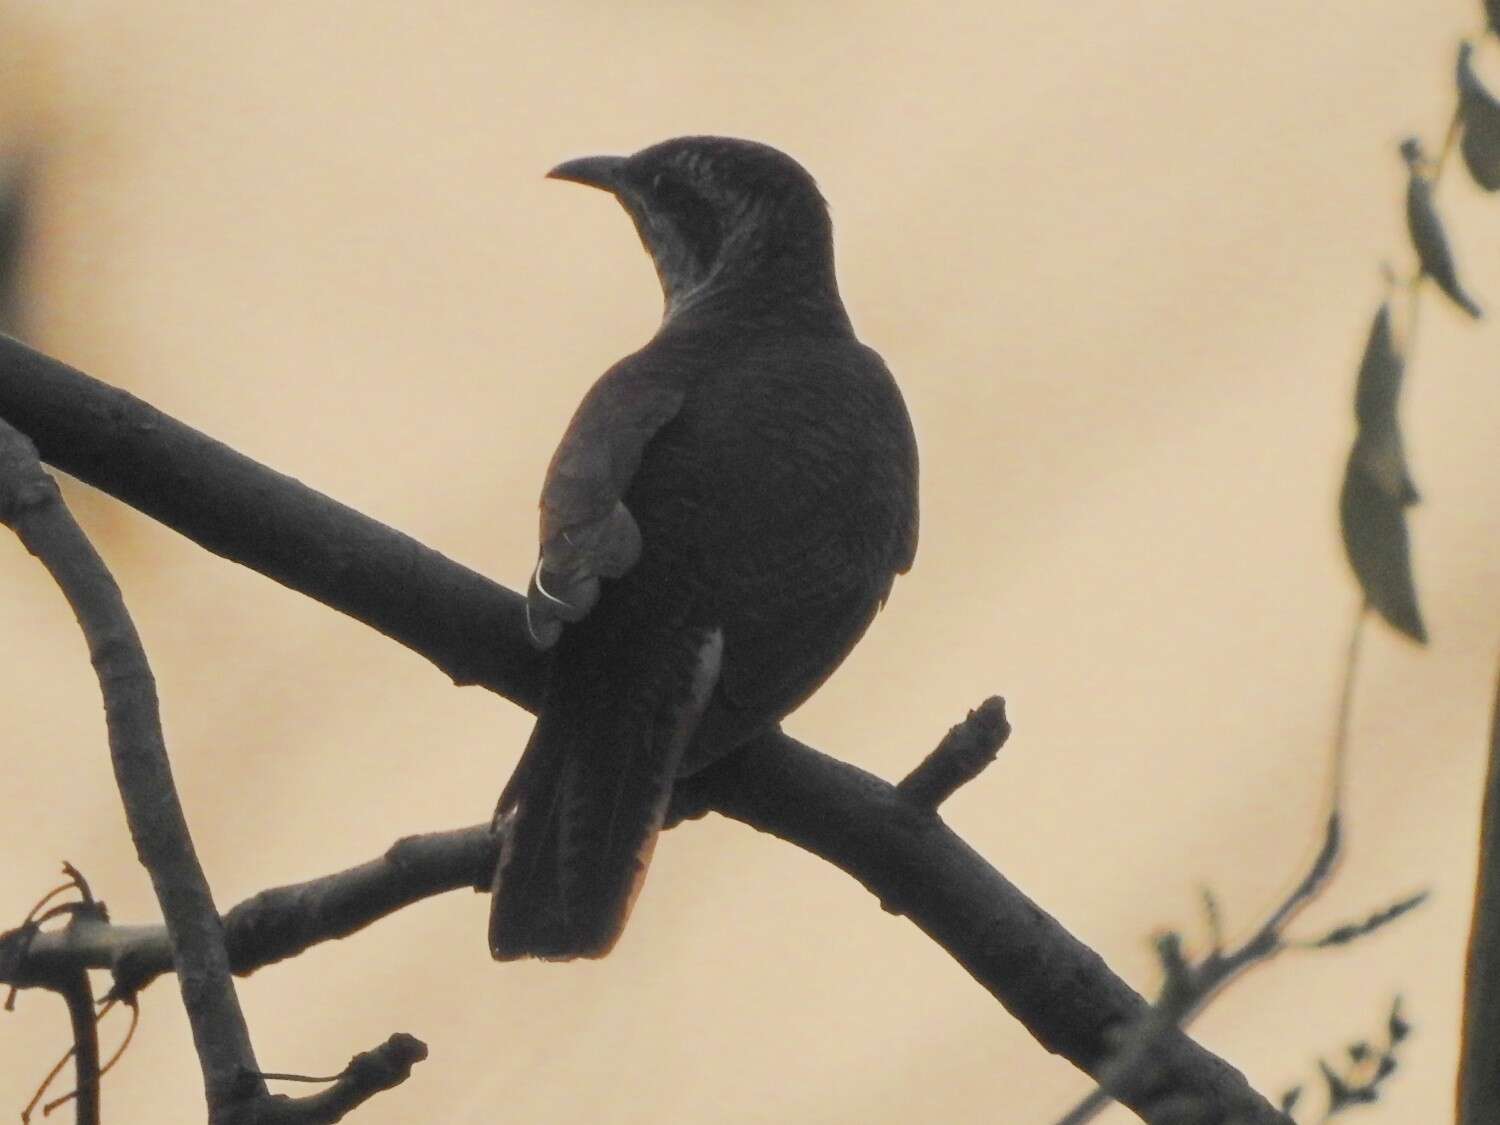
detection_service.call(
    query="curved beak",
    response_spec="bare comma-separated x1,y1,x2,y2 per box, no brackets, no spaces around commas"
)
547,154,626,193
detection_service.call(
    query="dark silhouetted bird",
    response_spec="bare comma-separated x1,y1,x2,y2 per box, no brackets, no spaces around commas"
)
489,136,919,960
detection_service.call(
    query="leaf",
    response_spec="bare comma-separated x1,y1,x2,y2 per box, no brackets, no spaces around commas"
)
1457,41,1500,191
1389,997,1411,1042
1309,889,1430,947
1350,305,1418,504
1353,304,1402,428
1340,452,1427,642
1320,1058,1353,1111
1404,140,1483,317
1340,303,1424,640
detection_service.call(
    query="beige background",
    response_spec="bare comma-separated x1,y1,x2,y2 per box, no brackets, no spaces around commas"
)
1,2,1498,1121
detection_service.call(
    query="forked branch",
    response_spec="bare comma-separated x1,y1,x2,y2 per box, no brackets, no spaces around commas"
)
0,415,424,1124
0,335,1287,1124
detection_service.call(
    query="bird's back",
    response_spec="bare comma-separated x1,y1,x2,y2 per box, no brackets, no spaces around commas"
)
616,317,919,764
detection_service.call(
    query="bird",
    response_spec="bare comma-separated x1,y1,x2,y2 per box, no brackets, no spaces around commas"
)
489,136,919,960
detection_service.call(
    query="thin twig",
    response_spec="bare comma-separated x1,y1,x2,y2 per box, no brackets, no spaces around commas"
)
1055,72,1469,1114
1292,996,1409,1123
1327,605,1368,814
14,977,105,1125
53,971,99,1125
20,1033,75,1124
254,1035,428,1125
1430,102,1466,187
1055,604,1376,1124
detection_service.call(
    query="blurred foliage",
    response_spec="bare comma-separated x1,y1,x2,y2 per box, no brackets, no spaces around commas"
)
1457,42,1500,190
1339,37,1500,643
1279,998,1410,1123
1340,305,1425,642
0,158,27,336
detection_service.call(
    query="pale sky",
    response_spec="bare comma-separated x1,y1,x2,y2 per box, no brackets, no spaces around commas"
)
0,3,1497,1121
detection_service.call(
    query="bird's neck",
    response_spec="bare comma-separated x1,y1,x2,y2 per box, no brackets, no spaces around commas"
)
660,254,851,336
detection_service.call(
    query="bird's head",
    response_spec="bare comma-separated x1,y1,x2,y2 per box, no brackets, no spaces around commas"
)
548,135,845,326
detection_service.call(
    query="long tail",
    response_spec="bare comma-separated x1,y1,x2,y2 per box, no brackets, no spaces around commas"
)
488,627,722,960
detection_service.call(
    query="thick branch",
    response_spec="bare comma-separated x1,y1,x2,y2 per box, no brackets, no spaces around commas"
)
0,417,264,1119
1458,659,1500,1123
684,738,1285,1123
0,336,1288,1123
10,741,1284,1124
0,332,544,707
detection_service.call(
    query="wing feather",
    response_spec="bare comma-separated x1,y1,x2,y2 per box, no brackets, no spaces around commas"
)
525,360,685,649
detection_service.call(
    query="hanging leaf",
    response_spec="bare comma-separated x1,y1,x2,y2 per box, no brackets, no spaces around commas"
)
1403,138,1483,318
1320,1058,1354,1112
1341,303,1424,640
1457,41,1500,191
1353,304,1402,430
1352,304,1418,504
1407,166,1484,316
1341,451,1427,643
1388,997,1410,1043
1398,140,1482,319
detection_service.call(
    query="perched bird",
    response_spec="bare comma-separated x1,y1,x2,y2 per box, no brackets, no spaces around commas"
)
489,136,919,960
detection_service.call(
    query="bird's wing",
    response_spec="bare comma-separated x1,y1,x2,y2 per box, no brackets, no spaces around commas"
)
712,530,886,725
718,349,916,725
526,359,685,649
651,341,919,763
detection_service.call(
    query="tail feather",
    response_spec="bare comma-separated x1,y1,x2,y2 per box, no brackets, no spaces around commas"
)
489,627,722,960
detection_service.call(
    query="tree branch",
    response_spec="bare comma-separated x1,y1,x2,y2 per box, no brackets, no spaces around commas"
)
3,829,494,994
1458,658,1500,1123
19,964,99,1125
1,870,107,1125
0,416,426,1123
254,1035,428,1125
7,741,1286,1124
0,331,544,708
59,970,99,1125
0,414,266,1120
896,696,1010,810
0,334,1288,1123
